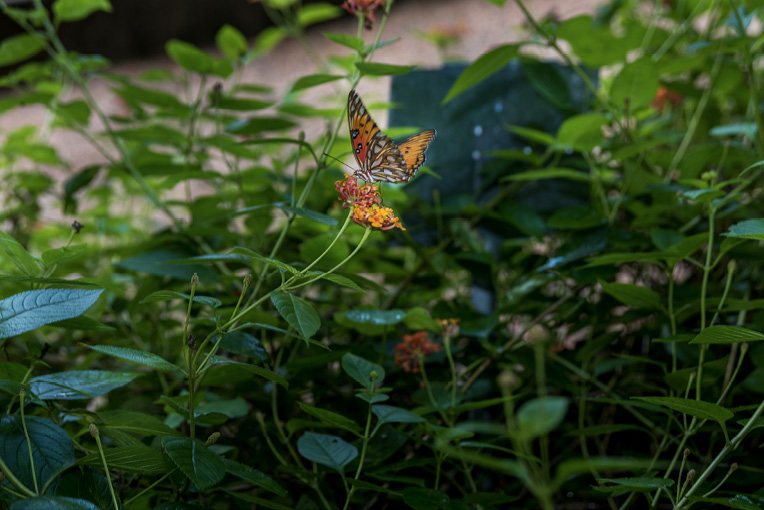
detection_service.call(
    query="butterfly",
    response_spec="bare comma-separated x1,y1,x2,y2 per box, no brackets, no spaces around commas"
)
347,89,436,184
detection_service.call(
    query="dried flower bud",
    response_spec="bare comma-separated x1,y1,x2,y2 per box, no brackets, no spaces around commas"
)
243,274,253,289
686,469,696,482
206,432,221,445
188,335,196,350
741,343,749,355
191,273,199,288
19,387,25,398
524,324,549,345
298,131,305,142
729,463,738,473
89,424,99,438
71,220,84,233
683,448,690,459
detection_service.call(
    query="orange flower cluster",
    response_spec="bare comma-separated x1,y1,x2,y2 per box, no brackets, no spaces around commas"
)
394,331,442,373
335,174,405,231
651,85,682,112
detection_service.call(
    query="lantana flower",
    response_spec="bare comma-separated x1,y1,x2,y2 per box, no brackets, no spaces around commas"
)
437,318,460,337
341,0,385,28
335,174,405,231
394,331,442,373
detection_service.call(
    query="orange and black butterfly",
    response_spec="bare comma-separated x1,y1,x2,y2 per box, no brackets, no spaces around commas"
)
347,89,436,184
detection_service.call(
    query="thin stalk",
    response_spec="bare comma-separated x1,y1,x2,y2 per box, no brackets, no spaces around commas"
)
696,204,716,402
91,426,120,510
19,390,38,494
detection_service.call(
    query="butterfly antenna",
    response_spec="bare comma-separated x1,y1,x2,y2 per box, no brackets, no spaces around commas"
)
323,152,356,172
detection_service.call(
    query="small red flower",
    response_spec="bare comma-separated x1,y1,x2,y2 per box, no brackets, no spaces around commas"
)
335,174,381,209
342,0,385,28
394,331,442,373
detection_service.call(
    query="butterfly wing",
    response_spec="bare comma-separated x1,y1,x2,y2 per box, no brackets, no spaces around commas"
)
397,129,437,178
347,89,434,183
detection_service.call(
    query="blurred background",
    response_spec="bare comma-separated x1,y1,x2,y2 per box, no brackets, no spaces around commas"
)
0,0,603,174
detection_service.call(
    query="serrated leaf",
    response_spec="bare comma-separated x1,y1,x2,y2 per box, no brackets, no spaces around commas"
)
298,402,362,435
77,444,169,475
596,476,674,492
690,325,764,344
341,352,385,390
162,437,225,489
0,416,75,495
634,396,733,441
372,405,425,427
224,458,287,497
0,231,40,276
296,432,357,474
270,291,320,343
724,219,764,240
29,370,139,400
0,288,103,339
99,409,183,437
82,344,182,372
207,355,288,389
610,58,658,110
139,290,222,308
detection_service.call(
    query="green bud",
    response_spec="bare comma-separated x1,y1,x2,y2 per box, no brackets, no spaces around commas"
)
206,432,221,446
89,424,99,438
191,273,199,288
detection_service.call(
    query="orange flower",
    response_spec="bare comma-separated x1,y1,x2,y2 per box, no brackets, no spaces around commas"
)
341,0,385,28
351,203,405,231
394,331,442,373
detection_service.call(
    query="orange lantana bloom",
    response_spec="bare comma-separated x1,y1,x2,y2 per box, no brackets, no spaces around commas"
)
394,331,442,373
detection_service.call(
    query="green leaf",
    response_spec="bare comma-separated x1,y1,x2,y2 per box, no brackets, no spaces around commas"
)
161,437,225,489
566,424,647,437
298,402,363,435
596,477,674,492
681,189,725,203
253,26,287,58
224,459,287,497
99,409,183,437
166,39,233,78
690,325,764,344
297,2,341,26
634,396,733,441
139,290,222,308
346,478,400,495
270,291,320,343
341,309,407,325
504,168,592,183
687,495,764,510
0,288,104,339
0,416,75,495
341,352,385,390
403,307,441,331
226,116,297,135
77,444,169,475
355,62,415,76
506,125,556,146
290,74,344,92
372,405,425,427
0,34,44,67
402,488,450,510
547,206,604,230
724,219,764,240
231,247,299,274
208,355,289,389
10,497,103,510
521,59,573,110
442,44,518,104
552,457,652,490
0,231,41,275
557,113,609,152
296,432,358,474
41,244,87,267
710,122,758,140
82,344,182,372
216,24,247,59
53,0,112,22
213,95,273,111
557,15,636,66
324,32,364,51
610,58,659,110
515,397,568,440
279,205,338,225
217,331,269,362
29,370,139,400
601,282,663,310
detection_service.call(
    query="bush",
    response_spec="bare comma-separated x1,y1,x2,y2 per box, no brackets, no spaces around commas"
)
1,0,764,509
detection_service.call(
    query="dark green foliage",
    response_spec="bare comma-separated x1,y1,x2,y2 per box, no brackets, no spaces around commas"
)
2,0,764,508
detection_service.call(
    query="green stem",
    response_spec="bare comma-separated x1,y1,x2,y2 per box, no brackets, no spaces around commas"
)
444,333,457,424
675,398,764,508
122,470,175,507
92,426,120,510
342,401,374,510
696,204,716,402
287,227,372,290
19,390,38,494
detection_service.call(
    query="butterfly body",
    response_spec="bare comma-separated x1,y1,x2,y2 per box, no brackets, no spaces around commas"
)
347,89,436,184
